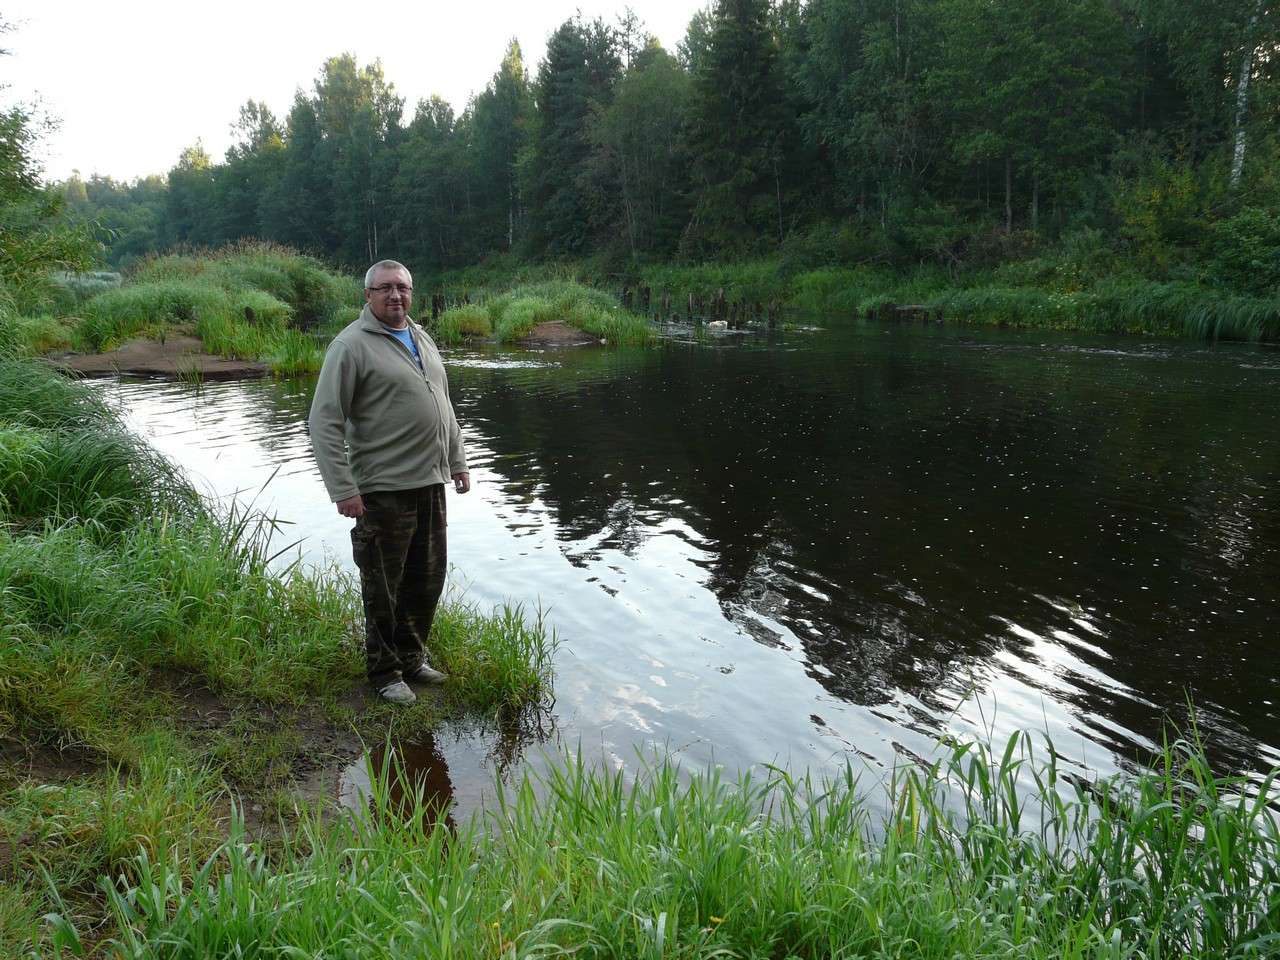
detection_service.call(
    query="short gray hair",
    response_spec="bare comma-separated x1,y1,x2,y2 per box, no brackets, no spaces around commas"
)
364,260,412,289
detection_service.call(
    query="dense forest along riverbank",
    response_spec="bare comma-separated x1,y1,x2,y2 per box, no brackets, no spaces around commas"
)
104,317,1280,808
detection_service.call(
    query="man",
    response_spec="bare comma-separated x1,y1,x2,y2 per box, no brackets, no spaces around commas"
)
309,260,470,704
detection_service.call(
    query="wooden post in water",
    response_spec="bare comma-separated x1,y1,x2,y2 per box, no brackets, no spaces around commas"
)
687,293,695,320
661,292,670,319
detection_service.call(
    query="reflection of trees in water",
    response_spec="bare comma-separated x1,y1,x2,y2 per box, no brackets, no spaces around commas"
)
439,334,1280,773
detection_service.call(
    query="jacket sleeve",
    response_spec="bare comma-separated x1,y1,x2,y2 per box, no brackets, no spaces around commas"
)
446,394,468,476
308,339,360,502
422,329,469,475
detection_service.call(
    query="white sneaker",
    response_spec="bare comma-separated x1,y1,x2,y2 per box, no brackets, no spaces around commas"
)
378,680,417,704
405,662,447,685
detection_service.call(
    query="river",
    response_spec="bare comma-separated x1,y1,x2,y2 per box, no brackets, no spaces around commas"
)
99,318,1280,812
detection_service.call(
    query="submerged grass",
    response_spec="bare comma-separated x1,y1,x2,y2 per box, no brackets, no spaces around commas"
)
42,729,1279,959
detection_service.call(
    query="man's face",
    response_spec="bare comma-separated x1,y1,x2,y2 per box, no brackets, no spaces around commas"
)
365,267,413,326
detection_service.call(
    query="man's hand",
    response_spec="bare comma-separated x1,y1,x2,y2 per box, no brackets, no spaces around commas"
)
452,472,471,494
336,494,365,518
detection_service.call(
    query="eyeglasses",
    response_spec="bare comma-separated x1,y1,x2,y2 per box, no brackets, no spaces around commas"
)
369,283,413,296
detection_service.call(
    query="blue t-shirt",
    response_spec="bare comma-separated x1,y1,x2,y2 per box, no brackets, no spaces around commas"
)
388,326,422,369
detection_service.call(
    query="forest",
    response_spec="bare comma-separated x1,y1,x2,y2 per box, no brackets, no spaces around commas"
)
51,0,1278,313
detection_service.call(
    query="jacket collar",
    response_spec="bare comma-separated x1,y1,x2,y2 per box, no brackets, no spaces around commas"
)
357,303,419,336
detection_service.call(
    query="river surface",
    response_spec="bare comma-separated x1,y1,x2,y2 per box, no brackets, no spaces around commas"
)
99,319,1280,813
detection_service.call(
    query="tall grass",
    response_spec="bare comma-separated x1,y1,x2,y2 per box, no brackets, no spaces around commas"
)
484,280,655,346
0,426,195,530
0,356,116,430
428,599,555,710
70,242,361,374
57,730,1278,959
430,303,491,345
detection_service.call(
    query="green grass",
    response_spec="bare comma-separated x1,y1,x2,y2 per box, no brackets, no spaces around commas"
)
68,242,361,375
482,280,656,347
430,599,556,710
39,728,1278,959
0,345,561,954
0,356,117,430
431,251,1280,340
430,303,492,345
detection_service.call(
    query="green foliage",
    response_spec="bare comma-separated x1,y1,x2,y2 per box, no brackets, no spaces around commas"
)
50,730,1279,959
429,600,555,710
71,244,355,373
25,5,1280,333
1,749,221,890
1207,206,1280,294
0,355,116,430
431,303,491,344
485,280,656,346
1114,154,1210,274
526,17,622,255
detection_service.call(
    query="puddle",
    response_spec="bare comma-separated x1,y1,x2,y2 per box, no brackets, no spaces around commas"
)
339,732,458,830
338,706,557,828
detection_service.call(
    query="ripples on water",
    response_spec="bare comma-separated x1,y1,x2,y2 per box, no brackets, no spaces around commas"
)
101,321,1280,812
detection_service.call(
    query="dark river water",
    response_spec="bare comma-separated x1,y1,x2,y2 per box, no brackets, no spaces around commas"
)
101,319,1280,811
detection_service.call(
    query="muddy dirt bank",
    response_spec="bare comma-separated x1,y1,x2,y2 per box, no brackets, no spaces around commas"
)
53,336,270,380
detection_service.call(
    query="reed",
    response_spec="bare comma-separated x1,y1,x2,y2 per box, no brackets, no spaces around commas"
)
0,425,195,530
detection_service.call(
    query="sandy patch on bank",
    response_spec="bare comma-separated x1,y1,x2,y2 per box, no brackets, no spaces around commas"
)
519,321,601,347
54,335,269,380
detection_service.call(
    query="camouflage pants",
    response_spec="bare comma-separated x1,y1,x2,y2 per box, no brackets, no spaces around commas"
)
350,485,447,688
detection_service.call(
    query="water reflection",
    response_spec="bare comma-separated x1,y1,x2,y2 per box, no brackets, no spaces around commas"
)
339,706,556,825
340,733,457,829
103,321,1280,802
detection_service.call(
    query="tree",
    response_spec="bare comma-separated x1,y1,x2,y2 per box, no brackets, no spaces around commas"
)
213,100,285,242
470,40,533,252
312,55,405,264
931,0,1132,232
0,17,97,308
797,0,943,223
591,40,694,257
259,93,336,253
526,17,622,255
165,142,217,246
392,95,468,269
686,0,793,252
1143,0,1277,185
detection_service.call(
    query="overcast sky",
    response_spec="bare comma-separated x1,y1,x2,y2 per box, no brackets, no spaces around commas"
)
2,0,706,184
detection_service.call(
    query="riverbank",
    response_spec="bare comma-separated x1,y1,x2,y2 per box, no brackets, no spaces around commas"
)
3,359,1278,955
428,254,1280,341
11,247,656,378
0,353,556,954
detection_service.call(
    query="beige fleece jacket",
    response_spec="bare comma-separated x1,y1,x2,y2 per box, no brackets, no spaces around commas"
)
308,305,467,502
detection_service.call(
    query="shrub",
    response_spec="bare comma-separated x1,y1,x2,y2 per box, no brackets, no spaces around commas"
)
1208,207,1280,295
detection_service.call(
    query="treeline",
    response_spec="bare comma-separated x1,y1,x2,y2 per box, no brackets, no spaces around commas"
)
63,0,1278,292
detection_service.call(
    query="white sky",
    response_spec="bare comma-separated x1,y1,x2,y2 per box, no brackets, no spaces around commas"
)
2,0,706,184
